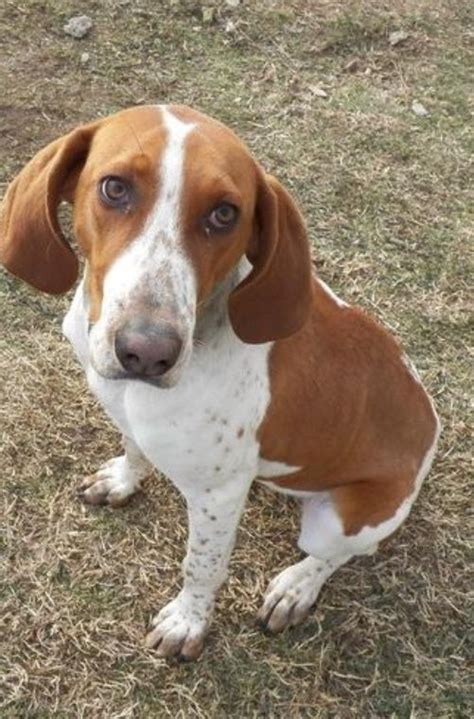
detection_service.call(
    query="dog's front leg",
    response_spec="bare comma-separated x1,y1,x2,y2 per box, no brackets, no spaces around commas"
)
145,476,252,661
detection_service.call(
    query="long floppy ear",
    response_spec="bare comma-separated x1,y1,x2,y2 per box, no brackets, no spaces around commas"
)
0,122,100,294
228,171,314,343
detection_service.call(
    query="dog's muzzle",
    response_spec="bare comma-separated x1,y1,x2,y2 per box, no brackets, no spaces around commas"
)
114,319,183,381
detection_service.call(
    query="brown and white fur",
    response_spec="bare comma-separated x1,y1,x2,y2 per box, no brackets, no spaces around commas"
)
0,105,440,662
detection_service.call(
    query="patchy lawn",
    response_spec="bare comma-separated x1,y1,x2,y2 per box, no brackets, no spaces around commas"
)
0,0,472,716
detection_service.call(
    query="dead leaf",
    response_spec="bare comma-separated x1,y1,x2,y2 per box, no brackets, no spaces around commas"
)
309,85,328,98
344,58,359,73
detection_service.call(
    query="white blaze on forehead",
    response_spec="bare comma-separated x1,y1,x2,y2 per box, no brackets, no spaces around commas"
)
147,106,196,239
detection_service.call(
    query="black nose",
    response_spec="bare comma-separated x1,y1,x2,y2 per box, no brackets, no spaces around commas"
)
114,320,183,378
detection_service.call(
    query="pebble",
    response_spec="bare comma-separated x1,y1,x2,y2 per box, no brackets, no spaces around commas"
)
64,15,93,39
411,100,430,117
389,30,409,46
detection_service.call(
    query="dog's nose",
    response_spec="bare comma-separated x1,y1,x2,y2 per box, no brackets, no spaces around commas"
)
115,320,183,378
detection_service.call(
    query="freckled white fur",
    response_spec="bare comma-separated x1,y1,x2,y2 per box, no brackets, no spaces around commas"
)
317,278,349,308
65,254,274,655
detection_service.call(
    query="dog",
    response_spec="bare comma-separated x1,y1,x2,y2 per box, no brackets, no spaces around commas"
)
0,105,440,661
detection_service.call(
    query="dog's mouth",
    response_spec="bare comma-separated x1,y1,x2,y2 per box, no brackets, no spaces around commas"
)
91,364,182,389
126,374,178,389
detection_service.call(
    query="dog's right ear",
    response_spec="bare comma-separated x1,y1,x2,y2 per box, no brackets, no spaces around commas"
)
0,122,100,294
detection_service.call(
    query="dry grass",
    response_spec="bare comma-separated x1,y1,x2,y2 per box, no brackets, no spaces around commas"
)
0,0,473,716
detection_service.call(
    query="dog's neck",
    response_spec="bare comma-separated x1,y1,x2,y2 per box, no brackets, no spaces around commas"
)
194,256,251,345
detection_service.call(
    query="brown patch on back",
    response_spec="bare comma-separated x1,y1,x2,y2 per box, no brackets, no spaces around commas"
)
258,279,438,530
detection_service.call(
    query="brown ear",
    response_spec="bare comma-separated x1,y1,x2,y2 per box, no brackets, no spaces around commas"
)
0,123,99,294
228,171,314,343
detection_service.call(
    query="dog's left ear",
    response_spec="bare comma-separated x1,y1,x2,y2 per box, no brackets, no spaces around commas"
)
228,171,313,343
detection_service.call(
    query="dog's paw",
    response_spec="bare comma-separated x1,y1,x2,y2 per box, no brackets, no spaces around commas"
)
78,456,141,507
257,562,322,633
144,592,210,662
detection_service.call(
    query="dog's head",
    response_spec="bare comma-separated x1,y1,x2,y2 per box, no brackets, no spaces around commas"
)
0,105,313,386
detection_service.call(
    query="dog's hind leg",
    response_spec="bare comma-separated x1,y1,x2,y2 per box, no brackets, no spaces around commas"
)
78,436,152,507
257,477,419,633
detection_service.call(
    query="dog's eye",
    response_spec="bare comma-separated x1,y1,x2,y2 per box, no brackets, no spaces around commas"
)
206,203,239,233
99,176,131,209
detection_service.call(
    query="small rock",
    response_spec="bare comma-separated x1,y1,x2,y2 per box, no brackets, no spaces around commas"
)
411,100,430,117
225,0,240,6
80,52,90,64
389,30,409,46
64,15,93,39
309,85,328,98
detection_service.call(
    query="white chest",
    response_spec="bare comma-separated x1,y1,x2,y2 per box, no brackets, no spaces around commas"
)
63,283,272,491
